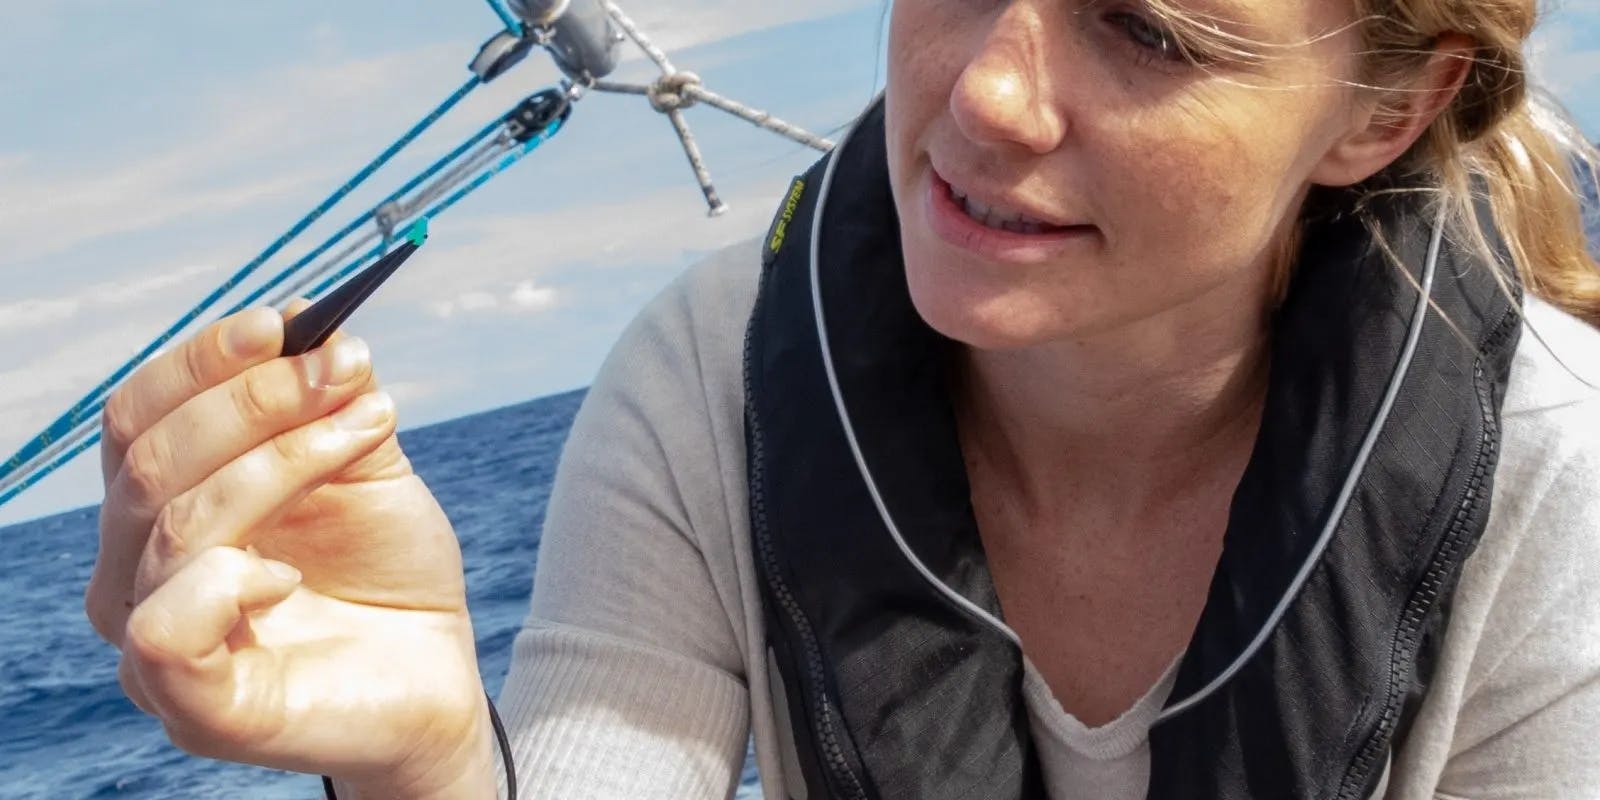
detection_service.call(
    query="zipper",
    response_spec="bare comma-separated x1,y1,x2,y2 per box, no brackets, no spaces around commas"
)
743,265,872,800
1334,307,1518,799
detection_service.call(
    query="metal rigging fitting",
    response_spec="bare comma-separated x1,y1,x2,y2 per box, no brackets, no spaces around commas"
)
510,0,621,83
470,28,537,83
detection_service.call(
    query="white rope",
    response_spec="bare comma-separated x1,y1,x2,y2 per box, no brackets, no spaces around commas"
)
589,1,835,215
599,1,676,75
809,96,1023,646
682,83,835,151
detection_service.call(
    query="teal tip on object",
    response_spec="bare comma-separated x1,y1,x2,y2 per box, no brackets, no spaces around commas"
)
406,217,430,247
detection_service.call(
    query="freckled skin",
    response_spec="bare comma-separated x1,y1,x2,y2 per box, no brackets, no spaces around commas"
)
885,0,1363,349
881,0,1398,726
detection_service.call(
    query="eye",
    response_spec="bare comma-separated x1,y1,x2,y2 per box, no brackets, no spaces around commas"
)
1105,10,1188,64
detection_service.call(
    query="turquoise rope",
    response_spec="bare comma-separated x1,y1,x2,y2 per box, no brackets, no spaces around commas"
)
485,0,523,35
305,241,391,303
0,431,100,509
222,116,505,317
419,119,564,222
0,117,504,502
0,76,482,492
306,118,565,300
0,97,568,510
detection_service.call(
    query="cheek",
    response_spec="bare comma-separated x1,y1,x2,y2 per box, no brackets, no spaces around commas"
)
1092,93,1324,283
885,1,990,182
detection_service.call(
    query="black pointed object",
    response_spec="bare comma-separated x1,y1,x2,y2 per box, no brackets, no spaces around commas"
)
280,219,429,357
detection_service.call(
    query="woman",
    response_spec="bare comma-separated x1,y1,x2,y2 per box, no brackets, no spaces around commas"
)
85,0,1600,797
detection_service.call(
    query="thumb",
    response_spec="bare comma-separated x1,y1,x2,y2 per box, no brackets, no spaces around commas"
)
123,547,300,724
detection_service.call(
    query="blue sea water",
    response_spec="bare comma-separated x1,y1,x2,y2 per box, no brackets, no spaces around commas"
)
0,389,762,799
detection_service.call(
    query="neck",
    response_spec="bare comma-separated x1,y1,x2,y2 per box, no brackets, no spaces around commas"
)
953,294,1272,519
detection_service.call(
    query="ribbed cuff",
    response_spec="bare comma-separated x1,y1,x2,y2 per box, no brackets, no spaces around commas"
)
496,621,750,799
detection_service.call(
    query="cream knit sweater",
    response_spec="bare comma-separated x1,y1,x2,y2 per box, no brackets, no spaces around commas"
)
496,240,1600,799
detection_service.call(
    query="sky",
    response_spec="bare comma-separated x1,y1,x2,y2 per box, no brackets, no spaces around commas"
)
1,0,1596,526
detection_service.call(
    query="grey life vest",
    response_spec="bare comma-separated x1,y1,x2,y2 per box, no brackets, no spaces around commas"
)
742,100,1522,799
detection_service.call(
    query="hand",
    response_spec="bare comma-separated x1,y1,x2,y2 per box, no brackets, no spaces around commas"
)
85,303,497,797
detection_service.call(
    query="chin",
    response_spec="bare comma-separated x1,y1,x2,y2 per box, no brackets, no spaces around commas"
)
903,251,1085,351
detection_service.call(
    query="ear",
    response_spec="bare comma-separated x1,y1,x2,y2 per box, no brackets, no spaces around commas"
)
1310,33,1476,187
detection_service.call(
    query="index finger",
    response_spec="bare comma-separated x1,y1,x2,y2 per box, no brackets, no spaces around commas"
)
99,300,334,484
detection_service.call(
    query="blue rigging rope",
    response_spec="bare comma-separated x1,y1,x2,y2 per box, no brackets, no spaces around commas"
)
0,99,569,508
0,118,506,500
0,432,102,510
484,0,523,35
306,120,566,300
0,76,483,490
224,116,507,316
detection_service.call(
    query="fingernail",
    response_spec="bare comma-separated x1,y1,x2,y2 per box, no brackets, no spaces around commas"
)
304,337,370,389
263,559,301,584
333,391,393,432
223,308,281,360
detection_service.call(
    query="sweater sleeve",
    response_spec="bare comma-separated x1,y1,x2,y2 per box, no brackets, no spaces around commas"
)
1387,301,1600,800
1429,424,1600,799
495,252,761,800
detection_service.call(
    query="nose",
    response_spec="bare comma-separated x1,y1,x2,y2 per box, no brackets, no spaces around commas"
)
949,8,1067,155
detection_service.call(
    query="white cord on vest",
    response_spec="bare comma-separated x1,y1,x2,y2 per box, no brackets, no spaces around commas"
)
1156,200,1447,722
809,98,1023,646
808,99,1447,722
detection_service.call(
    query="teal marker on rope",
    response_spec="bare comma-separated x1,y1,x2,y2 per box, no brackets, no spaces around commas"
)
406,217,430,247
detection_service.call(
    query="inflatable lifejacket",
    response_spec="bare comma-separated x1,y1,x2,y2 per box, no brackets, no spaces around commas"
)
743,99,1522,799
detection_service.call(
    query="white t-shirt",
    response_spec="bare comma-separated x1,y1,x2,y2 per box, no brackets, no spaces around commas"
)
1022,654,1180,800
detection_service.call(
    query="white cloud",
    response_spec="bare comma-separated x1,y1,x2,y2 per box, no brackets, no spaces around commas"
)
383,174,787,315
426,279,564,318
614,0,877,53
382,378,456,408
1530,2,1600,97
510,280,559,311
0,320,159,447
0,44,465,264
0,297,79,332
0,262,222,333
0,153,31,175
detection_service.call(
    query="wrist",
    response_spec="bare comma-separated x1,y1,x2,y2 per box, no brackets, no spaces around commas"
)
340,699,501,799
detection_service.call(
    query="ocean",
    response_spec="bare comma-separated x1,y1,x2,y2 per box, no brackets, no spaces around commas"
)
0,389,762,799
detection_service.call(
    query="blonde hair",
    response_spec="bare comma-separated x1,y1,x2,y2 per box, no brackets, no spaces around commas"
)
1159,0,1600,327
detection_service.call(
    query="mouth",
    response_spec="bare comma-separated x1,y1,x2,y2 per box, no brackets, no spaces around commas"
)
924,170,1098,262
946,181,1068,234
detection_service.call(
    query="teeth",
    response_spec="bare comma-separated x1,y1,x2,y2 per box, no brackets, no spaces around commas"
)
951,186,1052,233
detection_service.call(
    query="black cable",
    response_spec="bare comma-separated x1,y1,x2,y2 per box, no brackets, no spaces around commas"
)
323,692,517,799
490,690,519,800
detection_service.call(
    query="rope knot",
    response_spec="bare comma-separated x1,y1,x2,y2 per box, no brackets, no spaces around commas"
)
648,71,701,113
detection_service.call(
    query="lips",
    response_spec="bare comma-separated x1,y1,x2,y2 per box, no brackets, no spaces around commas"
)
947,185,1064,235
923,170,1098,263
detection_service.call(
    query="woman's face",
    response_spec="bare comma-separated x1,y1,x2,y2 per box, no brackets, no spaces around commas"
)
886,0,1368,349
